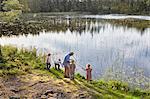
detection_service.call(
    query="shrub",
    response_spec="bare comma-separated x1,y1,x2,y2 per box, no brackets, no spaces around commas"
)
0,45,45,77
76,73,86,79
132,88,143,96
0,11,21,22
108,80,129,91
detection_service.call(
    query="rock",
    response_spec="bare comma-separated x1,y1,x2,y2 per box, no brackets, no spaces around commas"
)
56,92,65,98
9,96,20,99
0,91,3,96
44,90,55,96
79,93,84,96
48,94,53,97
58,82,64,85
80,96,86,99
79,93,87,99
63,78,71,83
48,97,56,99
41,95,47,99
10,87,19,93
52,93,58,98
39,80,45,83
66,91,71,94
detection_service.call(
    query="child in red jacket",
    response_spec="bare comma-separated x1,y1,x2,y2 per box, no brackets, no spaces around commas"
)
86,64,92,81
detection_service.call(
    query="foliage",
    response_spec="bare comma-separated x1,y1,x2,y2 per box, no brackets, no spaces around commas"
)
0,46,45,76
76,75,150,98
2,0,23,11
0,0,23,22
18,0,30,12
76,73,86,79
5,0,149,15
107,80,129,91
0,10,21,22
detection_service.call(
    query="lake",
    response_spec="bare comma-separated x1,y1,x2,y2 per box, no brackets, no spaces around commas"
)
0,14,150,80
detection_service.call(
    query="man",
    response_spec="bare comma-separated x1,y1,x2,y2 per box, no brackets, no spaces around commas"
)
63,52,74,78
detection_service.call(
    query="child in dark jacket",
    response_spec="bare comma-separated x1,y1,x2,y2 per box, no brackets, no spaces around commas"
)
46,53,51,70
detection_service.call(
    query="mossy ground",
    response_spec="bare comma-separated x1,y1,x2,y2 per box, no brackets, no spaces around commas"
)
0,45,150,98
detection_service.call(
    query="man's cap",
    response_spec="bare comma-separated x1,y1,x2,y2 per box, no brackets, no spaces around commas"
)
69,52,74,55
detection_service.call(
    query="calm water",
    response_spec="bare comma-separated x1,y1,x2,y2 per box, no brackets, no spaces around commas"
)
0,15,150,79
82,14,150,20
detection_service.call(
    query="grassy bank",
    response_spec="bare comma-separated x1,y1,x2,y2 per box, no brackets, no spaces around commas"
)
0,45,150,98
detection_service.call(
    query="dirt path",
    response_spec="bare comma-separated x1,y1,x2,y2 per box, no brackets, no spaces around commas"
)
0,71,93,99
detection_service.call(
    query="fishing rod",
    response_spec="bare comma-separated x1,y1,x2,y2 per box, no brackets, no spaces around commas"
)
34,47,100,78
73,56,101,79
72,56,86,71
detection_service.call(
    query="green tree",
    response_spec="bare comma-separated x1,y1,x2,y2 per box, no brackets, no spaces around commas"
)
19,0,30,12
2,0,22,11
0,0,23,22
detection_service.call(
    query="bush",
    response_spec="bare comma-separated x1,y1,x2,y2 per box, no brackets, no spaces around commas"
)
0,45,45,77
108,80,129,91
76,73,86,79
132,88,143,96
131,88,150,97
0,11,22,22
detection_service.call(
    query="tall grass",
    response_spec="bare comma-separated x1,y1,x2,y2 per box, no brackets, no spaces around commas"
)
0,45,45,76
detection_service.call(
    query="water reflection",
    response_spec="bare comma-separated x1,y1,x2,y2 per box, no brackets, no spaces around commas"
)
0,19,150,80
0,18,149,38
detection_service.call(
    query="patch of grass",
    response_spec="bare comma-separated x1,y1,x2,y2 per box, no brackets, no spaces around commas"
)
0,45,45,77
49,67,64,79
75,74,143,99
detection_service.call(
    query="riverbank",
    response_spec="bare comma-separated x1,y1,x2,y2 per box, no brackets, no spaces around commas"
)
0,45,149,98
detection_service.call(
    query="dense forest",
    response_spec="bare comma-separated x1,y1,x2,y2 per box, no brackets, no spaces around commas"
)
0,0,150,14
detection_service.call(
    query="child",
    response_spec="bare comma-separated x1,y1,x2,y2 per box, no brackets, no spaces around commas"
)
70,60,76,80
46,53,51,70
54,59,61,70
86,64,92,81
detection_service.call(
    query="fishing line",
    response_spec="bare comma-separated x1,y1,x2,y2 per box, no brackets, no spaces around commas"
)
72,56,99,79
34,47,100,78
72,56,86,70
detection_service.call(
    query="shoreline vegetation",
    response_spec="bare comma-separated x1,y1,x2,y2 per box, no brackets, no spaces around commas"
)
0,45,150,98
0,15,150,37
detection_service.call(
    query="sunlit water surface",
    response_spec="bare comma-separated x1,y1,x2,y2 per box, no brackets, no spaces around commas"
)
0,16,150,79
